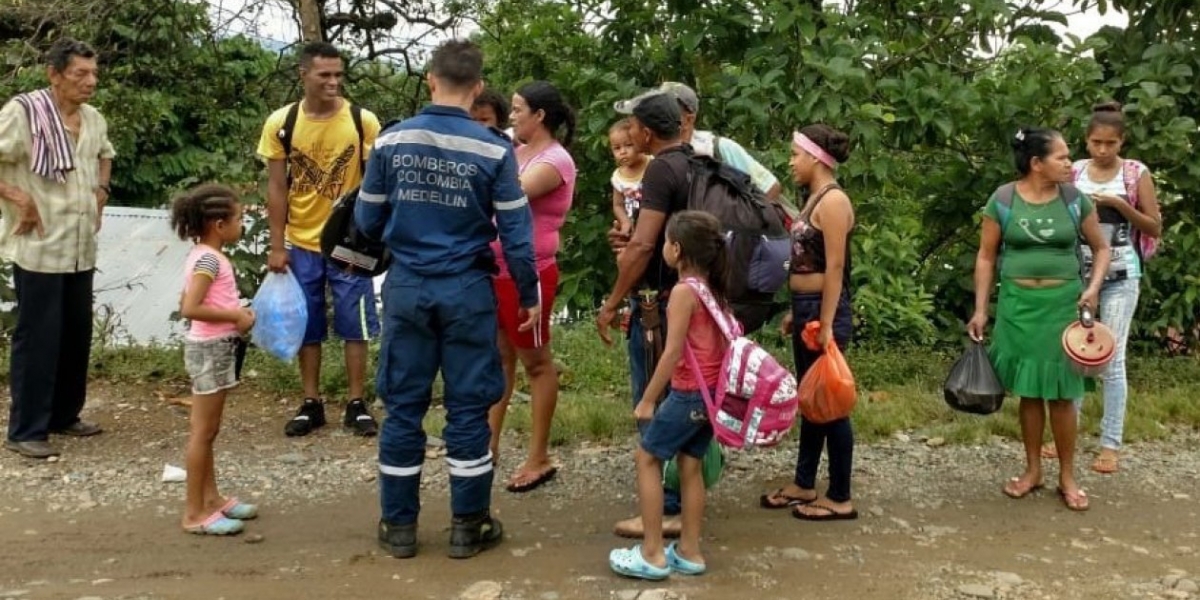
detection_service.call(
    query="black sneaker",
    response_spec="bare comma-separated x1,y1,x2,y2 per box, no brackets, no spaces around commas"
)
378,520,417,559
284,398,326,437
343,399,378,437
448,512,504,559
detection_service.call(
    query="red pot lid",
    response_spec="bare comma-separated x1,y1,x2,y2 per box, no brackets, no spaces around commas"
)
1062,319,1116,364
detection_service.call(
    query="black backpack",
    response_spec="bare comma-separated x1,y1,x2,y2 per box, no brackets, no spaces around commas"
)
320,184,392,277
684,148,791,333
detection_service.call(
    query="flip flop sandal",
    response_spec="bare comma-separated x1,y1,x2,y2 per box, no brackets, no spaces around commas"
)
1002,477,1044,499
185,510,244,536
666,542,706,575
220,497,258,520
505,467,558,493
792,505,859,522
609,545,670,580
759,488,815,509
1091,455,1119,474
1057,487,1090,512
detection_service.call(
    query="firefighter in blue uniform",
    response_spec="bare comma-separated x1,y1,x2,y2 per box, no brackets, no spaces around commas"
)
355,39,540,560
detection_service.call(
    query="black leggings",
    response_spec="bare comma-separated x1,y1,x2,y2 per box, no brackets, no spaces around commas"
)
790,291,854,503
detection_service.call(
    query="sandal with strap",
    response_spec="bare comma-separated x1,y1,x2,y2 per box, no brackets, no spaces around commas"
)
666,542,706,575
220,497,258,520
1057,487,1090,512
609,545,670,580
759,488,816,509
184,510,244,536
1003,476,1044,499
1091,454,1119,474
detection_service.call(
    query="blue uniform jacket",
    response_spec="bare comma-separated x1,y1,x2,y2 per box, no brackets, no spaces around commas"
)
355,105,539,308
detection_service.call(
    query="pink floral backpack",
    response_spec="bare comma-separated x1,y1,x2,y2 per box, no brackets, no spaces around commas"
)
1072,158,1159,259
681,277,799,449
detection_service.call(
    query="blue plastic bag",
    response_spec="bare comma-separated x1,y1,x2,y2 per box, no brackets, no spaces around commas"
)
250,269,308,362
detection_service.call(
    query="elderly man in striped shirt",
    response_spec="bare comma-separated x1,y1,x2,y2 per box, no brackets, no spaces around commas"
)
0,38,114,460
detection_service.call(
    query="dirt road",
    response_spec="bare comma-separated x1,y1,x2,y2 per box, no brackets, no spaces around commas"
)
1,385,1198,600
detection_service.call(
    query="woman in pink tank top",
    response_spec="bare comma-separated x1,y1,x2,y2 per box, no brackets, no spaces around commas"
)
487,81,576,493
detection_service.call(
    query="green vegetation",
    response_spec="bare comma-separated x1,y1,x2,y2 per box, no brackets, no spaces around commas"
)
2,324,1194,446
1,0,1195,349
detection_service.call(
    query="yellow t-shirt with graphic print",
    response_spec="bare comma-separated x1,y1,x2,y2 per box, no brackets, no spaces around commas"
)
257,100,381,251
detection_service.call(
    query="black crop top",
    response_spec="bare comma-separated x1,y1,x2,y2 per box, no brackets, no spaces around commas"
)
790,184,847,275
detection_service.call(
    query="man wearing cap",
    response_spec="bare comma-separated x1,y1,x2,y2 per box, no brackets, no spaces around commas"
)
595,92,698,539
619,82,789,213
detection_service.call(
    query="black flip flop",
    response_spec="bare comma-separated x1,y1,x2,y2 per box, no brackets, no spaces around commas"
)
791,505,859,521
759,488,816,509
506,467,558,493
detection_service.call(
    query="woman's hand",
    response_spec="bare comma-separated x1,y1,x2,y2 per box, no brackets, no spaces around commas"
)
817,323,833,348
966,311,988,342
1078,288,1099,313
1090,193,1124,210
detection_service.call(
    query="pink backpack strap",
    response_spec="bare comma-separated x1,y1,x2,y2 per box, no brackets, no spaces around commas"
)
1122,159,1142,207
684,343,721,416
681,277,742,341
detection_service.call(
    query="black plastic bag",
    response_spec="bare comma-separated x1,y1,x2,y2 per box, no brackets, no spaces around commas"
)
943,342,1006,415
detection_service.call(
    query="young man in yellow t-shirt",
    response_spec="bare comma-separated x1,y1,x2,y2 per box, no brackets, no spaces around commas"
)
256,41,382,438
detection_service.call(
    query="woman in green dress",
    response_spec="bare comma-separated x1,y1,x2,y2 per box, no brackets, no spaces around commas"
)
967,127,1110,512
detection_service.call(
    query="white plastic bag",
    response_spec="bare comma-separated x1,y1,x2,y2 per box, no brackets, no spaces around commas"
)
250,269,308,361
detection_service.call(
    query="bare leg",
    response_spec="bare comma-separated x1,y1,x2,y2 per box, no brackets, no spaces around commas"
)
1049,401,1080,493
487,333,518,460
509,345,558,484
1007,397,1045,494
675,454,706,566
183,390,226,527
298,344,322,399
635,447,668,567
344,341,368,399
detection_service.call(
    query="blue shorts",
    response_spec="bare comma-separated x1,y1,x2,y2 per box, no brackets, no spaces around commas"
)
288,246,380,345
639,389,714,462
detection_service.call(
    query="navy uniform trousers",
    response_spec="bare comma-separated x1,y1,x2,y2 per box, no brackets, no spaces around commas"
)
377,267,503,525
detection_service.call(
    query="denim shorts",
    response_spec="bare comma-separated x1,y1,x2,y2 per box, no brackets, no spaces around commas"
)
184,336,242,395
288,246,380,344
640,389,714,462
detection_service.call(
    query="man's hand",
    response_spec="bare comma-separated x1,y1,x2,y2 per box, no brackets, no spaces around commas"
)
267,247,290,273
779,310,793,338
94,187,108,232
518,304,542,332
11,190,44,238
596,303,620,345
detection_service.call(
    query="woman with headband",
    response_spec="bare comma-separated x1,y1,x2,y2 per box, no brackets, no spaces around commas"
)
759,124,859,521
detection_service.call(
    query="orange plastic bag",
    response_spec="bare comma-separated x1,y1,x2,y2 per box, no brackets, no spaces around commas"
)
798,321,857,423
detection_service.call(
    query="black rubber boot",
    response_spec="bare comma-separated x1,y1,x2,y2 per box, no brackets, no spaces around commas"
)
448,512,503,559
378,520,418,559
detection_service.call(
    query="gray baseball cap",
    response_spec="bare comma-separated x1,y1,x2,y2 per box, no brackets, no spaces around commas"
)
613,81,700,114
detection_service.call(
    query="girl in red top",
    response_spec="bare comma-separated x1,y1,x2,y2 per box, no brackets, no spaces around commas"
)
609,211,727,580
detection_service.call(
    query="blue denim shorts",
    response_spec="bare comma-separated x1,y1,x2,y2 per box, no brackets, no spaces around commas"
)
640,389,714,462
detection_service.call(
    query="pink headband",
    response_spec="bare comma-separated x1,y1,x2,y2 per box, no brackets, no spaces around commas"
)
793,132,838,169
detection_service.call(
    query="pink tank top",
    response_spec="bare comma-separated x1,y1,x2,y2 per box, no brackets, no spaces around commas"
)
493,141,575,277
672,299,726,391
182,245,240,341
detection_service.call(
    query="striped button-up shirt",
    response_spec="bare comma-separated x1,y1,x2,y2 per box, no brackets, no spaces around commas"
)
0,100,115,273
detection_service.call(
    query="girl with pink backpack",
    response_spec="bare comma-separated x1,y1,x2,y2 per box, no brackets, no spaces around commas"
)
609,211,728,580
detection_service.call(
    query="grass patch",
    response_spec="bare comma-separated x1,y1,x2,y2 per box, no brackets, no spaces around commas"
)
2,324,1197,446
